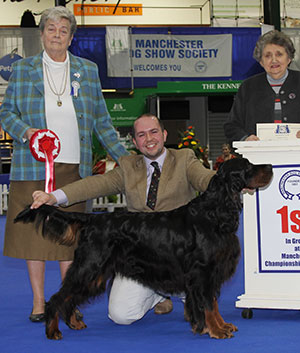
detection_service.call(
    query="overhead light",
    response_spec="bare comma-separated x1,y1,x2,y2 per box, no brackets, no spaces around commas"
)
102,88,134,97
102,89,117,93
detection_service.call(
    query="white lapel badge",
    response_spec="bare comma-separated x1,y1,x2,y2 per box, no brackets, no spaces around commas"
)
71,81,80,98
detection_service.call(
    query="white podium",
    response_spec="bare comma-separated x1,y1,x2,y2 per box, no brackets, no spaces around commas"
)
233,140,300,317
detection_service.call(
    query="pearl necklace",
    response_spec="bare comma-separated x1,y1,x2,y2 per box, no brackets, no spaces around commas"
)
44,63,68,107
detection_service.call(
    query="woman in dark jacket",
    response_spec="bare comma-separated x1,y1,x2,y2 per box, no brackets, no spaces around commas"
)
224,30,300,143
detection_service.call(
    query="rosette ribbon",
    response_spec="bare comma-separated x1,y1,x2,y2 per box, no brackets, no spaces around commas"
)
29,129,61,193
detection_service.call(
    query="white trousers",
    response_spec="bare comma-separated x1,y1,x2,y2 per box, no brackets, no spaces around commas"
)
108,274,164,325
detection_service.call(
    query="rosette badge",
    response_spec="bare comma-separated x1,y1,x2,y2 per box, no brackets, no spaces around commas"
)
30,129,61,193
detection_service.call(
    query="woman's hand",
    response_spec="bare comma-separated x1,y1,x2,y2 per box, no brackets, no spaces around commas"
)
31,190,57,209
24,128,39,141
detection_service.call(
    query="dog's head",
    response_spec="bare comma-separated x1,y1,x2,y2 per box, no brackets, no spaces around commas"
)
217,157,273,192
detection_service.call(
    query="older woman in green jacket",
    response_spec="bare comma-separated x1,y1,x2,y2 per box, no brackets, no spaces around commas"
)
0,6,127,322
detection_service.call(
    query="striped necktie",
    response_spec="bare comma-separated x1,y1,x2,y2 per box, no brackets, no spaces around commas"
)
146,161,160,210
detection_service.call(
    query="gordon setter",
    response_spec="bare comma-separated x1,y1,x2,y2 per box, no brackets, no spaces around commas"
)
15,157,273,340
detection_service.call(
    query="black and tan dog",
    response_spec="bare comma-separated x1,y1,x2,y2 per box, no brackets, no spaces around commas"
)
15,158,273,340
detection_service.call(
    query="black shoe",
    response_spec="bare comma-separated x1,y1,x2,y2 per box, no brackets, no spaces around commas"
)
29,312,45,323
75,308,83,320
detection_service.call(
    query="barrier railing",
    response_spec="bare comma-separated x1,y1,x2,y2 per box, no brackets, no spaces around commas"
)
0,184,9,215
92,194,127,213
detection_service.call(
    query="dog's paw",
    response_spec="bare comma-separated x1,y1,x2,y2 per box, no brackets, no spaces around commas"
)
46,328,63,340
200,322,236,339
207,326,235,339
67,313,87,330
222,322,238,332
46,316,63,340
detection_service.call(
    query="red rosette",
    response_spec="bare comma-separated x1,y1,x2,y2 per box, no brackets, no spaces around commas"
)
29,129,61,193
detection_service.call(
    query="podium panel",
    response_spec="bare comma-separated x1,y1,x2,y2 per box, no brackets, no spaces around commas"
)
233,140,300,311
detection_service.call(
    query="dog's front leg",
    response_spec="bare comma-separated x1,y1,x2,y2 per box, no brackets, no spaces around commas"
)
203,299,236,339
211,298,238,334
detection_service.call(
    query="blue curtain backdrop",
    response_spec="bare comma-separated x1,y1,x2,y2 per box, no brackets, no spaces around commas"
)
69,27,264,89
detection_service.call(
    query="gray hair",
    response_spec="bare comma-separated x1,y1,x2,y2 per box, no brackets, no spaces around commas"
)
39,6,77,37
253,30,295,62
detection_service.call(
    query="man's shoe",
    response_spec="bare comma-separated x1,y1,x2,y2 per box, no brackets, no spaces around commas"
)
29,312,45,323
154,298,173,315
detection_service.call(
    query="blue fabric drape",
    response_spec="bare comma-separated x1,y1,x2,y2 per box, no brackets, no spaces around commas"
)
69,27,263,89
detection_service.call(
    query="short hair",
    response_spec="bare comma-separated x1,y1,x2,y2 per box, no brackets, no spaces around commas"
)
39,6,77,37
132,114,164,138
253,30,295,62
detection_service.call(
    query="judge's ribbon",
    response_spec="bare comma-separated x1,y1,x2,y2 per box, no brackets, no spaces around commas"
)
29,129,61,193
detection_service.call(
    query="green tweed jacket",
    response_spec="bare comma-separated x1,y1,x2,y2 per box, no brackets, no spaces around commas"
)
0,51,127,181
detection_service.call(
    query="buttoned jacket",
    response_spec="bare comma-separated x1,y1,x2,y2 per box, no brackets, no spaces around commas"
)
0,51,127,181
62,148,216,212
224,69,300,143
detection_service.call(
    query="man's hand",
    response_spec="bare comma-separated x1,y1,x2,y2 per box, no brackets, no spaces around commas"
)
245,134,260,141
31,190,57,209
241,188,255,195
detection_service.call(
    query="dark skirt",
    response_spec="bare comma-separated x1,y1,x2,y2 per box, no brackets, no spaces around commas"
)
3,163,86,261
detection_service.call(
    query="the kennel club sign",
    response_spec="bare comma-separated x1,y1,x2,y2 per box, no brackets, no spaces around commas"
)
106,32,232,77
257,165,300,272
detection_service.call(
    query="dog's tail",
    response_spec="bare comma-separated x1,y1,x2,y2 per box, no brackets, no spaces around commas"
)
14,204,91,246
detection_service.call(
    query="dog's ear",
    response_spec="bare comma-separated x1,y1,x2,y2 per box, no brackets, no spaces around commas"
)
227,170,247,192
217,158,249,193
207,173,223,194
